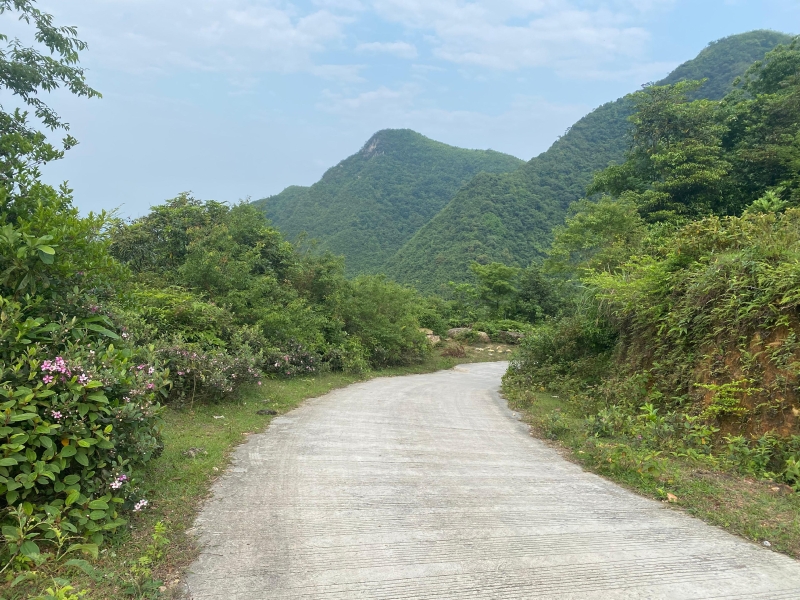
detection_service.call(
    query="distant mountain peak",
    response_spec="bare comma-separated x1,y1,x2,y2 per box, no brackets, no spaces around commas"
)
361,135,383,159
253,129,523,275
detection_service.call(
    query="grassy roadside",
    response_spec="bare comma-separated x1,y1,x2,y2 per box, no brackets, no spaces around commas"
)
1,346,509,600
503,386,800,559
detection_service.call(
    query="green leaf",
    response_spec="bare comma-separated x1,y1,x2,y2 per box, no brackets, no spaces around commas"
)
88,510,106,521
19,540,40,558
9,413,37,423
63,474,80,485
88,499,108,510
60,445,76,458
37,247,55,264
9,571,37,588
65,555,100,573
75,452,89,467
65,489,80,506
85,323,120,339
0,457,18,466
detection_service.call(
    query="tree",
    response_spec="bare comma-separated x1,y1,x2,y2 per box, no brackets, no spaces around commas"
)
589,81,731,222
548,193,646,274
0,0,100,216
469,262,520,318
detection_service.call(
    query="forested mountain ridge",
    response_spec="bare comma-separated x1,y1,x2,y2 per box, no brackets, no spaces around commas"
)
660,29,792,99
386,30,794,293
385,99,632,292
253,129,523,275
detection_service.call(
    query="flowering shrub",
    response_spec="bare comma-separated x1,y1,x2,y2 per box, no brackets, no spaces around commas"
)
156,340,262,404
264,340,317,377
0,294,168,543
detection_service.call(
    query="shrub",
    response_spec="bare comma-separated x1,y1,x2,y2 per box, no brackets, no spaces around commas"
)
264,340,318,378
0,296,168,543
156,339,262,405
324,338,370,375
338,276,429,367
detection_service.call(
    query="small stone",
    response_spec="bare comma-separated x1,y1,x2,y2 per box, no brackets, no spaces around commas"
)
768,483,794,495
213,415,225,419
763,540,772,547
447,327,472,339
182,447,207,458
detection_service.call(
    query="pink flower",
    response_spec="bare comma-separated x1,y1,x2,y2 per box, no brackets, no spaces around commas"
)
78,374,90,385
50,410,63,420
133,499,148,512
43,375,54,384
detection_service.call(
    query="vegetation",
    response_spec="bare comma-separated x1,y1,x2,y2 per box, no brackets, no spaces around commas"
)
386,30,793,292
1,0,797,592
504,37,800,551
253,129,523,275
0,5,448,596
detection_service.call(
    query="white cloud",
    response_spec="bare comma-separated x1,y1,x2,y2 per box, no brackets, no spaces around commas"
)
356,41,418,59
43,0,353,77
318,84,420,114
368,0,673,77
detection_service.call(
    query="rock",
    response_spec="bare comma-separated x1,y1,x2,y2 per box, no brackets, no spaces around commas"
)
441,343,467,358
182,447,207,458
420,328,441,345
447,327,472,339
763,540,772,547
257,409,278,416
475,331,491,343
497,330,524,344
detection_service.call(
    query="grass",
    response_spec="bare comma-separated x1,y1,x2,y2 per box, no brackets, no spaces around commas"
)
1,347,509,599
504,386,800,559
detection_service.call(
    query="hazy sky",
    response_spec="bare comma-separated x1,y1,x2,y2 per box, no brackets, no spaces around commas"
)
16,1,800,216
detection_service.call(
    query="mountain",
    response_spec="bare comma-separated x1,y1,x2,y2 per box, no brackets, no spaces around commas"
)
384,30,795,293
252,130,524,275
660,30,792,100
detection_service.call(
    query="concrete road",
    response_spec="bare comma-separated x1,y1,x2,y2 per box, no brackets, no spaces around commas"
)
186,362,800,599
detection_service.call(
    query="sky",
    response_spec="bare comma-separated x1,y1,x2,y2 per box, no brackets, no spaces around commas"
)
10,0,800,217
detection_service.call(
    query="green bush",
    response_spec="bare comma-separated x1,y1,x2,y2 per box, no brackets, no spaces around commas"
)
338,276,429,367
0,295,167,542
0,182,168,542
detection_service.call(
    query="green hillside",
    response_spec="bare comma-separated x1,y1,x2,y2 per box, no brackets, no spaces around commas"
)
385,30,794,293
253,129,524,275
660,30,792,100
